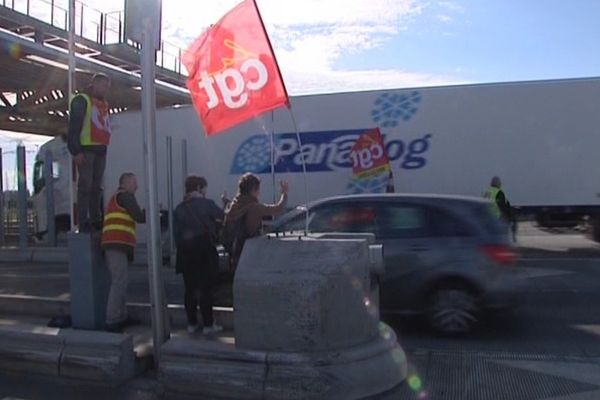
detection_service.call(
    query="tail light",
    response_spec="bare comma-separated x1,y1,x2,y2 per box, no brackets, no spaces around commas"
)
481,244,517,265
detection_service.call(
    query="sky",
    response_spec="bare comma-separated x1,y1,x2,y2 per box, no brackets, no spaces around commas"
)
6,0,600,93
72,0,600,94
2,0,599,188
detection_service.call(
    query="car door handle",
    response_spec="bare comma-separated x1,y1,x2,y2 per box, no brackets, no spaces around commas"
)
409,246,429,253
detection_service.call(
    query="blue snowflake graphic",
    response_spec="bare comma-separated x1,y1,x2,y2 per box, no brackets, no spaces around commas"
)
231,135,272,173
371,91,421,128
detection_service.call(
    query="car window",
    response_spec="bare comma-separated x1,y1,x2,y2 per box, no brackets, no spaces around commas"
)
428,207,474,237
280,203,379,235
281,211,309,231
311,203,378,235
376,204,431,239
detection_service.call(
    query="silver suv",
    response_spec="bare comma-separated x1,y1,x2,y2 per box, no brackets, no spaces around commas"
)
271,194,523,334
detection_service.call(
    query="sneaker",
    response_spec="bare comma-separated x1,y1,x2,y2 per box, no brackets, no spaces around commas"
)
202,324,224,335
187,324,199,334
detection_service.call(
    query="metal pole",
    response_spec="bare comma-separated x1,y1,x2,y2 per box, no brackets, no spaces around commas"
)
0,148,4,246
270,111,276,203
99,12,104,44
16,145,28,248
68,0,76,231
141,17,168,368
44,151,56,247
160,43,164,68
79,4,83,36
166,136,175,268
181,139,187,189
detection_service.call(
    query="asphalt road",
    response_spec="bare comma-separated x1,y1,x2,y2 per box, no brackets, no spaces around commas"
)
1,223,599,399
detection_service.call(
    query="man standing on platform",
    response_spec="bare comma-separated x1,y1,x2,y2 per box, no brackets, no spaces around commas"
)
68,73,112,232
101,173,145,333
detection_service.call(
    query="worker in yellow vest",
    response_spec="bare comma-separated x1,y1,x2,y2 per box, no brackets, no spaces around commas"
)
484,176,517,240
67,73,112,232
484,176,511,220
102,173,145,333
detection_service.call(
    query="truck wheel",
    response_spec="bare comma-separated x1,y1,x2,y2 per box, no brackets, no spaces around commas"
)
427,285,479,335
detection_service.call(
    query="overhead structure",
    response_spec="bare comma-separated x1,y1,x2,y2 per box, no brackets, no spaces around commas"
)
0,0,191,136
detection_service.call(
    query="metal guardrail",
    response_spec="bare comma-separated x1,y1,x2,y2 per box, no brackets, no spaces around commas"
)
1,0,186,75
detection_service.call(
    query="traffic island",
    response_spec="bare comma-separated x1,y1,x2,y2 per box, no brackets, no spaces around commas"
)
159,233,408,399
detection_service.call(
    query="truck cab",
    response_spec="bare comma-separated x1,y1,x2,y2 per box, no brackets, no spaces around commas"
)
31,136,73,239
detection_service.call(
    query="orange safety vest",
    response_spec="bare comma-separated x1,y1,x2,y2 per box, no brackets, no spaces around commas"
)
72,93,111,146
101,191,136,248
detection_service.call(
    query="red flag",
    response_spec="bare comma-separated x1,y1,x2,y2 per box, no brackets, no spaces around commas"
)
345,128,396,194
183,0,289,136
349,128,390,176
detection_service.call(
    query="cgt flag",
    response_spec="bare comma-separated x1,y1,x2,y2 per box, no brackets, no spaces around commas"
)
346,128,396,194
183,0,289,136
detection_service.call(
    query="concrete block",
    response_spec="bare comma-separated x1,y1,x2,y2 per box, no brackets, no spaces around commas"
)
264,325,407,400
68,233,110,330
160,337,266,399
158,324,407,400
0,325,63,376
59,329,136,382
234,236,379,352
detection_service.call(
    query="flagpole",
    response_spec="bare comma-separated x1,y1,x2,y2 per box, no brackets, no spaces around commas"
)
251,0,290,102
288,108,310,233
252,0,310,231
270,111,276,203
68,0,76,231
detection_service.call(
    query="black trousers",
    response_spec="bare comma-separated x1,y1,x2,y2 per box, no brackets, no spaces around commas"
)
178,238,218,327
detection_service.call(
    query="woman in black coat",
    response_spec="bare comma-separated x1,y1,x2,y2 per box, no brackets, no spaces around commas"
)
174,176,224,335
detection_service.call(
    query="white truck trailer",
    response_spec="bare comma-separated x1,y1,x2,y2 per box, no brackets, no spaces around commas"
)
33,77,600,242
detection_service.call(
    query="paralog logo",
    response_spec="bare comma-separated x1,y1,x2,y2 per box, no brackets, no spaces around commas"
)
371,91,422,128
230,129,432,174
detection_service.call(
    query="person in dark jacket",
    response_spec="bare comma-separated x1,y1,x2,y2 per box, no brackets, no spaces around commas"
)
68,73,112,232
102,173,145,333
174,176,224,335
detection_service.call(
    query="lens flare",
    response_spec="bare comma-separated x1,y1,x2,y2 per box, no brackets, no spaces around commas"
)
408,374,422,391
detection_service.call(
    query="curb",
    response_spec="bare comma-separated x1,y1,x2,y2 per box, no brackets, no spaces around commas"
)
0,247,149,265
0,294,234,330
0,321,136,383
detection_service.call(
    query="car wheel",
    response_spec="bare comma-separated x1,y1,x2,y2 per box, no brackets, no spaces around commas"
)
427,285,479,335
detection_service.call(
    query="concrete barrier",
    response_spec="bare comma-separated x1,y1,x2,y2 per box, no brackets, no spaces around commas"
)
59,329,136,382
0,321,137,383
159,323,407,400
0,324,63,376
160,233,407,399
